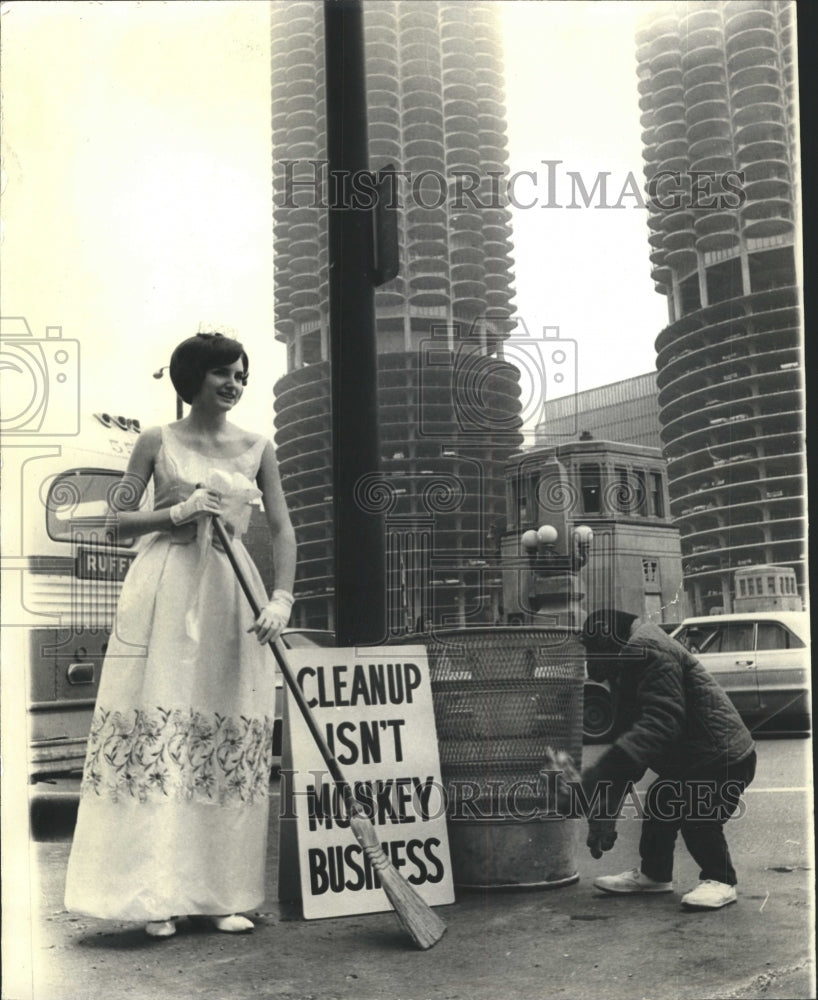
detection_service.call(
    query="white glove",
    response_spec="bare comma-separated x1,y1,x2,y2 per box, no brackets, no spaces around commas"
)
169,487,223,526
249,589,294,644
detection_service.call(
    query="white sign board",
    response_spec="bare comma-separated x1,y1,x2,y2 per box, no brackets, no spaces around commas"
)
281,645,454,919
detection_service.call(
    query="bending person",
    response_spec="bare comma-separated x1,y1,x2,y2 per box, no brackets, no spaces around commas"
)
576,609,756,911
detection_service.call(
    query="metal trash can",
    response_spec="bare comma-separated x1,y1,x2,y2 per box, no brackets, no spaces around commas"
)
414,626,585,889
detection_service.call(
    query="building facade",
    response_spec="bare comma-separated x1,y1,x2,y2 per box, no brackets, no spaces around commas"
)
732,563,801,612
502,440,685,627
270,1,522,631
534,373,663,450
636,0,805,616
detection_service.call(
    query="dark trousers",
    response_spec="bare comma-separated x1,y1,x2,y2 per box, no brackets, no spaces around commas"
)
639,751,757,886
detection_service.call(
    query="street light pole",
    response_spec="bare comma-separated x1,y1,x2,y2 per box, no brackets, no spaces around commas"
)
152,367,184,420
324,0,386,647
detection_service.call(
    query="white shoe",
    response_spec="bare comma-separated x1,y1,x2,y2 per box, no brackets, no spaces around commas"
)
681,880,737,910
593,868,674,894
210,914,254,934
145,919,176,938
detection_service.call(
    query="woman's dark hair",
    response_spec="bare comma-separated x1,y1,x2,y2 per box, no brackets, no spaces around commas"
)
169,333,249,404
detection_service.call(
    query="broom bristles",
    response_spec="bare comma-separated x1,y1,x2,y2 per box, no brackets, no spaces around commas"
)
349,811,447,950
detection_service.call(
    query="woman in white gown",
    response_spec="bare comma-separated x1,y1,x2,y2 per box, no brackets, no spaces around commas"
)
64,332,297,938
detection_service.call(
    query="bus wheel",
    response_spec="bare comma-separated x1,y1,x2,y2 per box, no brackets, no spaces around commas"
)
583,683,615,744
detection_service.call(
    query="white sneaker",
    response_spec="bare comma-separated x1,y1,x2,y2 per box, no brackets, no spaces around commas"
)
145,919,176,938
210,914,254,934
593,868,674,894
681,880,737,910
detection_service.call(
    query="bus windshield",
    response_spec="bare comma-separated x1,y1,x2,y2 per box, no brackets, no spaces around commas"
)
46,468,135,547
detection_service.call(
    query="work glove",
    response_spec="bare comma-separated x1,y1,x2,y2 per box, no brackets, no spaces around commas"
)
586,818,618,859
249,589,294,645
169,487,223,526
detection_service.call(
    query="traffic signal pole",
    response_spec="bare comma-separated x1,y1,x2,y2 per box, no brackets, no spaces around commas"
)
324,0,386,646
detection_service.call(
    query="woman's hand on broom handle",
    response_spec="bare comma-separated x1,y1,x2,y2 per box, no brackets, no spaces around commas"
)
248,589,294,644
169,487,223,525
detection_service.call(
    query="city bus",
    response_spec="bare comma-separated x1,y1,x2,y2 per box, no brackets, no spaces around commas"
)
4,412,144,786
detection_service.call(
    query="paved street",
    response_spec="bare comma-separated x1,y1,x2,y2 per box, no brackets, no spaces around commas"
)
5,738,814,1000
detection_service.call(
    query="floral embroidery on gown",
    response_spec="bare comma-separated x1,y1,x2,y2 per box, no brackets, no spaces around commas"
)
65,425,275,920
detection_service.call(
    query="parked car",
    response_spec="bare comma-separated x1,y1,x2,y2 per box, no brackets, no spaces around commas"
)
671,612,811,735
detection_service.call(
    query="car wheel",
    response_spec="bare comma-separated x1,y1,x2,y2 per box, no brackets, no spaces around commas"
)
583,684,616,744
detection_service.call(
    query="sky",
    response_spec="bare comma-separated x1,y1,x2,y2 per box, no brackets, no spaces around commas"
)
1,0,670,437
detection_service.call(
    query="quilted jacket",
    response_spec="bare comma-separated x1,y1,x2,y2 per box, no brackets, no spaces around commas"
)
606,620,756,779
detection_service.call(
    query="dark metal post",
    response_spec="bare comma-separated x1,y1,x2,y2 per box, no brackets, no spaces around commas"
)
152,366,184,420
324,0,385,645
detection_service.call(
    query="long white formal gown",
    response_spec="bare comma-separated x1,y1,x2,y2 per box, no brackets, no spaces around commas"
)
65,425,275,920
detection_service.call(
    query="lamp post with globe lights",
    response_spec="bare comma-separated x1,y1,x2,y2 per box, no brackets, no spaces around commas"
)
518,520,594,627
502,453,595,628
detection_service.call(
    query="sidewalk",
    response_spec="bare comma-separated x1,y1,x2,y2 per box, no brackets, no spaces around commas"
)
8,744,815,1000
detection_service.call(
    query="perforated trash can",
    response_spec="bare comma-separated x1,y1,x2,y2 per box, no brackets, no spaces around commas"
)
411,626,585,889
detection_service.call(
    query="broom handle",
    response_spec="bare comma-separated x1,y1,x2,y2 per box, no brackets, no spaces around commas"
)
212,514,447,950
211,515,348,792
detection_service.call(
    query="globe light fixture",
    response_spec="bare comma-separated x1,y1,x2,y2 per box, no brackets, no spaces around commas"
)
537,524,558,545
521,529,540,551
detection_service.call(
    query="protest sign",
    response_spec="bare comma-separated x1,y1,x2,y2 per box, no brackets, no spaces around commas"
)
278,645,454,919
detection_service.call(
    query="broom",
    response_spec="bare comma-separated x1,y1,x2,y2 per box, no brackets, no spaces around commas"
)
211,514,447,950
